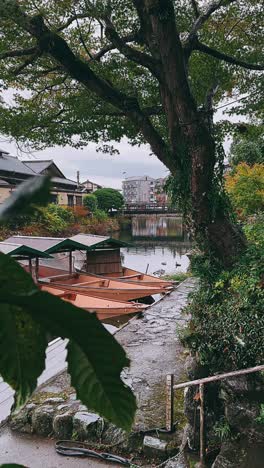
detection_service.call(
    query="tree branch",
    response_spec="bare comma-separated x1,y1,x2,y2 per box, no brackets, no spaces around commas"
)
0,46,38,60
189,0,237,40
13,51,42,75
190,0,200,18
94,32,141,61
195,40,264,70
4,6,172,170
56,13,92,32
103,17,161,79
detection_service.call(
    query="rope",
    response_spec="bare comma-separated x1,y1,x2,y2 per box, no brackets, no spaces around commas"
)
55,440,133,466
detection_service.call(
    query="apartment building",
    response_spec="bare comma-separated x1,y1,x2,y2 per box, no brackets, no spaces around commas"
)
122,175,168,205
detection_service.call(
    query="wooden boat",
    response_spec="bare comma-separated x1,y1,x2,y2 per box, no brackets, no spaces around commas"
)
24,264,171,300
40,284,146,320
84,266,174,288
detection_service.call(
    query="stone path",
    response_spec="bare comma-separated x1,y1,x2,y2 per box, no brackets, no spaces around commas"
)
116,278,198,431
0,277,198,466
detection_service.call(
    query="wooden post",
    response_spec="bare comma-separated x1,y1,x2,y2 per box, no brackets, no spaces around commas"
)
35,257,39,280
166,374,174,432
69,251,73,274
199,383,205,466
86,250,89,272
29,257,32,274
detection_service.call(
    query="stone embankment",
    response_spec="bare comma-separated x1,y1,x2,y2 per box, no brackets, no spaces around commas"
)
10,278,198,465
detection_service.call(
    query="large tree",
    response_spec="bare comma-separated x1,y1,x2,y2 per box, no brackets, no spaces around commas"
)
0,0,263,265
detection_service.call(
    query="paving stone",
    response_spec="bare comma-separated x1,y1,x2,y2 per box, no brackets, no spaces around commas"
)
73,412,101,440
143,435,168,459
53,412,73,439
10,403,36,434
32,405,55,436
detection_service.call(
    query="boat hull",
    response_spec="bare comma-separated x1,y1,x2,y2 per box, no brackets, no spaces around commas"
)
26,265,169,300
40,284,146,320
82,266,174,288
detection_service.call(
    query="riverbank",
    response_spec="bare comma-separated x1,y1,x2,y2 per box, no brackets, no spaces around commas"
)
0,205,120,240
7,278,198,466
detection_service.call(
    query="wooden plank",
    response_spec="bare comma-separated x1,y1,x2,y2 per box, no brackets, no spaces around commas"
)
165,374,174,432
173,364,264,390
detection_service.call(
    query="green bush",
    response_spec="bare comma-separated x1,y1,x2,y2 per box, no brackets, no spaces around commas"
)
93,209,109,222
37,204,74,233
45,203,74,223
83,194,98,212
182,218,264,373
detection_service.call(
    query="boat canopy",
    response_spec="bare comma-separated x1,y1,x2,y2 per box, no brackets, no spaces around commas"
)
4,235,93,254
0,241,53,258
70,234,131,250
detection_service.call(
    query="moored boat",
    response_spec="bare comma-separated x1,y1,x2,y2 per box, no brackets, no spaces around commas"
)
40,284,146,320
84,266,174,288
30,265,170,301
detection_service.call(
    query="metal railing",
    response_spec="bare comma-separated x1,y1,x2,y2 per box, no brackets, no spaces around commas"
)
166,364,264,466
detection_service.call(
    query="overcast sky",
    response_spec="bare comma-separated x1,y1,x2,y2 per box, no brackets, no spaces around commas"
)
0,104,241,189
0,138,169,189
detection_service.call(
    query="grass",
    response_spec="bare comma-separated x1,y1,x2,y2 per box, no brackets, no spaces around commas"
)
161,272,190,282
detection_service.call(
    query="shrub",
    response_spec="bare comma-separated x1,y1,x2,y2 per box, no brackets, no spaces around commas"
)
83,194,98,212
225,163,264,218
45,204,74,223
93,209,109,222
182,218,264,373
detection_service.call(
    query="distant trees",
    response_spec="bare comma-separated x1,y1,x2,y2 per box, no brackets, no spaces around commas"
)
83,194,98,212
229,137,264,167
94,188,124,212
225,163,264,218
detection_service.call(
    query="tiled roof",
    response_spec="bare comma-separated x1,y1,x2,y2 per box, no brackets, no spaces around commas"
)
22,160,53,174
0,154,36,176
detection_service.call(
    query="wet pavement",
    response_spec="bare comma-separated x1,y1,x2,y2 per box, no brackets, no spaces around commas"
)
0,425,119,467
116,278,198,431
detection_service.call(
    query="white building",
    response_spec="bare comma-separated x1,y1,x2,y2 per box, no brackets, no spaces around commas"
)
122,175,156,205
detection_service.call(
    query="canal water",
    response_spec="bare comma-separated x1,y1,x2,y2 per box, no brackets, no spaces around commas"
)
113,215,191,276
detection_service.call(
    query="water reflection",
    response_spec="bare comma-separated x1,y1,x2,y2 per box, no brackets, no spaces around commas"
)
132,215,184,239
114,215,192,275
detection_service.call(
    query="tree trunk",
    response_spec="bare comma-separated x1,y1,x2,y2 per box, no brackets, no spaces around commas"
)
178,117,246,267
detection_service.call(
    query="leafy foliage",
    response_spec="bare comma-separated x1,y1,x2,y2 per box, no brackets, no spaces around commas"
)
0,177,136,430
229,137,264,166
83,194,98,212
183,218,264,373
213,417,232,441
225,163,264,218
0,1,262,151
255,404,264,424
37,203,74,233
94,188,124,212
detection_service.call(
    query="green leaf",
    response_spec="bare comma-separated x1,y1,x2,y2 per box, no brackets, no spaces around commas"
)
0,465,27,467
0,175,51,220
0,305,47,410
0,254,47,409
67,340,136,431
0,255,136,429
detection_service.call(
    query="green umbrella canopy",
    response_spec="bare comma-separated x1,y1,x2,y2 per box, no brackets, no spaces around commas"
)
70,234,132,250
4,235,92,253
0,242,53,258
